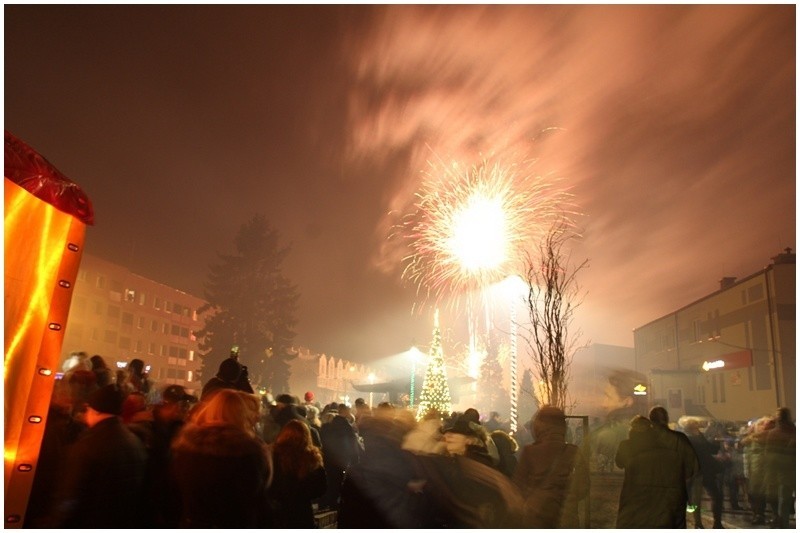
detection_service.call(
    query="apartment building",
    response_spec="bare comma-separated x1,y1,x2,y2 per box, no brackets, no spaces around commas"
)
633,248,795,422
59,253,207,397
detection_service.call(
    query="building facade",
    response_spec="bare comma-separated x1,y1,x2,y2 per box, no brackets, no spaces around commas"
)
285,347,386,407
633,249,795,423
59,253,207,397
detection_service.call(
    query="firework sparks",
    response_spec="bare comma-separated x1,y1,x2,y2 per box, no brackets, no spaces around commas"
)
400,154,573,309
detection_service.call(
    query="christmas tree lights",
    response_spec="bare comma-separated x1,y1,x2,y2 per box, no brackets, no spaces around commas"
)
416,309,452,420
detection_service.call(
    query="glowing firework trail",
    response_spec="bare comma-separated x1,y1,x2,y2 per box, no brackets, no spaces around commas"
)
400,155,573,309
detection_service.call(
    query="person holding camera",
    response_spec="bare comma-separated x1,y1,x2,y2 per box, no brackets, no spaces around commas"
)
201,348,254,401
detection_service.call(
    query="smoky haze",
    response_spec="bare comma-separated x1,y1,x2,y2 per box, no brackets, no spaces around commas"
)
4,5,795,368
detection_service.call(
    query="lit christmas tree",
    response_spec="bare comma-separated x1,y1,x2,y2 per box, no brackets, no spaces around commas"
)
416,309,453,420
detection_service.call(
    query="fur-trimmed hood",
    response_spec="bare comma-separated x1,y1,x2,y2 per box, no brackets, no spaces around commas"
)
172,423,266,458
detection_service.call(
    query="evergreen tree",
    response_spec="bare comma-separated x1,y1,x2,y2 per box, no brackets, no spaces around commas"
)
196,214,299,394
477,334,509,416
416,310,452,420
518,367,540,425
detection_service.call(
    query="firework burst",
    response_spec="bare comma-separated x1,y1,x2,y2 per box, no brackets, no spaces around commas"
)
400,154,574,310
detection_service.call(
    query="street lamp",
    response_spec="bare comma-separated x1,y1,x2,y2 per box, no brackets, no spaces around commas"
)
368,372,376,408
346,365,355,406
408,346,422,408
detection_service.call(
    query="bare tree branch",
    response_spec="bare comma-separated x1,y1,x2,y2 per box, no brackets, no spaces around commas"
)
520,217,588,411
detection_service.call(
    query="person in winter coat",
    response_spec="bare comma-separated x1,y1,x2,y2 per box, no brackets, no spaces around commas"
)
200,357,253,401
413,416,525,528
764,407,795,528
339,416,430,528
49,384,147,528
648,406,700,527
684,418,725,529
741,415,775,525
170,389,272,528
513,405,589,528
268,419,327,528
615,413,699,528
318,403,362,510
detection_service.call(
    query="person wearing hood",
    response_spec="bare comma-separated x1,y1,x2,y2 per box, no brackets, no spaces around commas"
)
513,405,589,528
200,357,253,401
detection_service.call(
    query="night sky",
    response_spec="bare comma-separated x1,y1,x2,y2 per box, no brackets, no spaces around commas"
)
5,5,795,372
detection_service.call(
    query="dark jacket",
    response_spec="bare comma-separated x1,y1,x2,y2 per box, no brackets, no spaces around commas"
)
170,424,272,528
339,443,428,528
765,421,795,486
615,425,699,528
268,460,327,528
414,453,525,528
513,432,589,527
687,431,722,482
51,416,147,528
320,415,362,470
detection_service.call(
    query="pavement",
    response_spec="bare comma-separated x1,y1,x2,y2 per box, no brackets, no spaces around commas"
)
693,505,796,530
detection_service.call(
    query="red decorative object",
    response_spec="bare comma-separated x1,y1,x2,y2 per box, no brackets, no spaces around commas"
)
4,130,94,225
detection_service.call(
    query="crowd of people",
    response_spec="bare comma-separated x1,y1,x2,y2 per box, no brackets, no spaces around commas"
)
609,405,796,529
22,352,796,529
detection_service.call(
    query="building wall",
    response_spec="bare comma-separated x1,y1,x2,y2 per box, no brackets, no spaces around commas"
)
59,253,206,397
634,251,795,422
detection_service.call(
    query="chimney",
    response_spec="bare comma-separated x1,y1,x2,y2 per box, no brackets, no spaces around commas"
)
719,277,737,291
771,247,795,265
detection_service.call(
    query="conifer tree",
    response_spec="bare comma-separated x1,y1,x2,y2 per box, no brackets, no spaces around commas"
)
416,310,452,420
196,214,299,393
519,367,540,425
477,334,509,416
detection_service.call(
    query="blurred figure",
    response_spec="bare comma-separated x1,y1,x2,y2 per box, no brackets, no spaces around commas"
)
170,389,273,528
50,384,147,527
303,390,320,411
354,397,372,423
318,403,362,510
590,369,648,473
339,416,426,528
765,407,795,528
615,412,698,528
513,405,589,528
684,418,724,529
741,415,775,525
402,408,446,455
490,429,519,479
442,416,495,468
146,385,198,527
200,356,253,400
23,378,88,527
648,406,700,527
271,393,322,447
61,351,91,373
123,358,153,397
89,354,113,387
485,411,504,432
268,419,327,528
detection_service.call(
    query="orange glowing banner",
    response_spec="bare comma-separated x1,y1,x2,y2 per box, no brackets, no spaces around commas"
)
4,131,93,527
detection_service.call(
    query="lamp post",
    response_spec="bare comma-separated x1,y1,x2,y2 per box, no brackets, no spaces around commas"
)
348,365,356,405
408,346,422,408
368,372,376,408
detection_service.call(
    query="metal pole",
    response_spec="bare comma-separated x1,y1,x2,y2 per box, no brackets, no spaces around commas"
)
410,359,416,407
510,300,518,434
